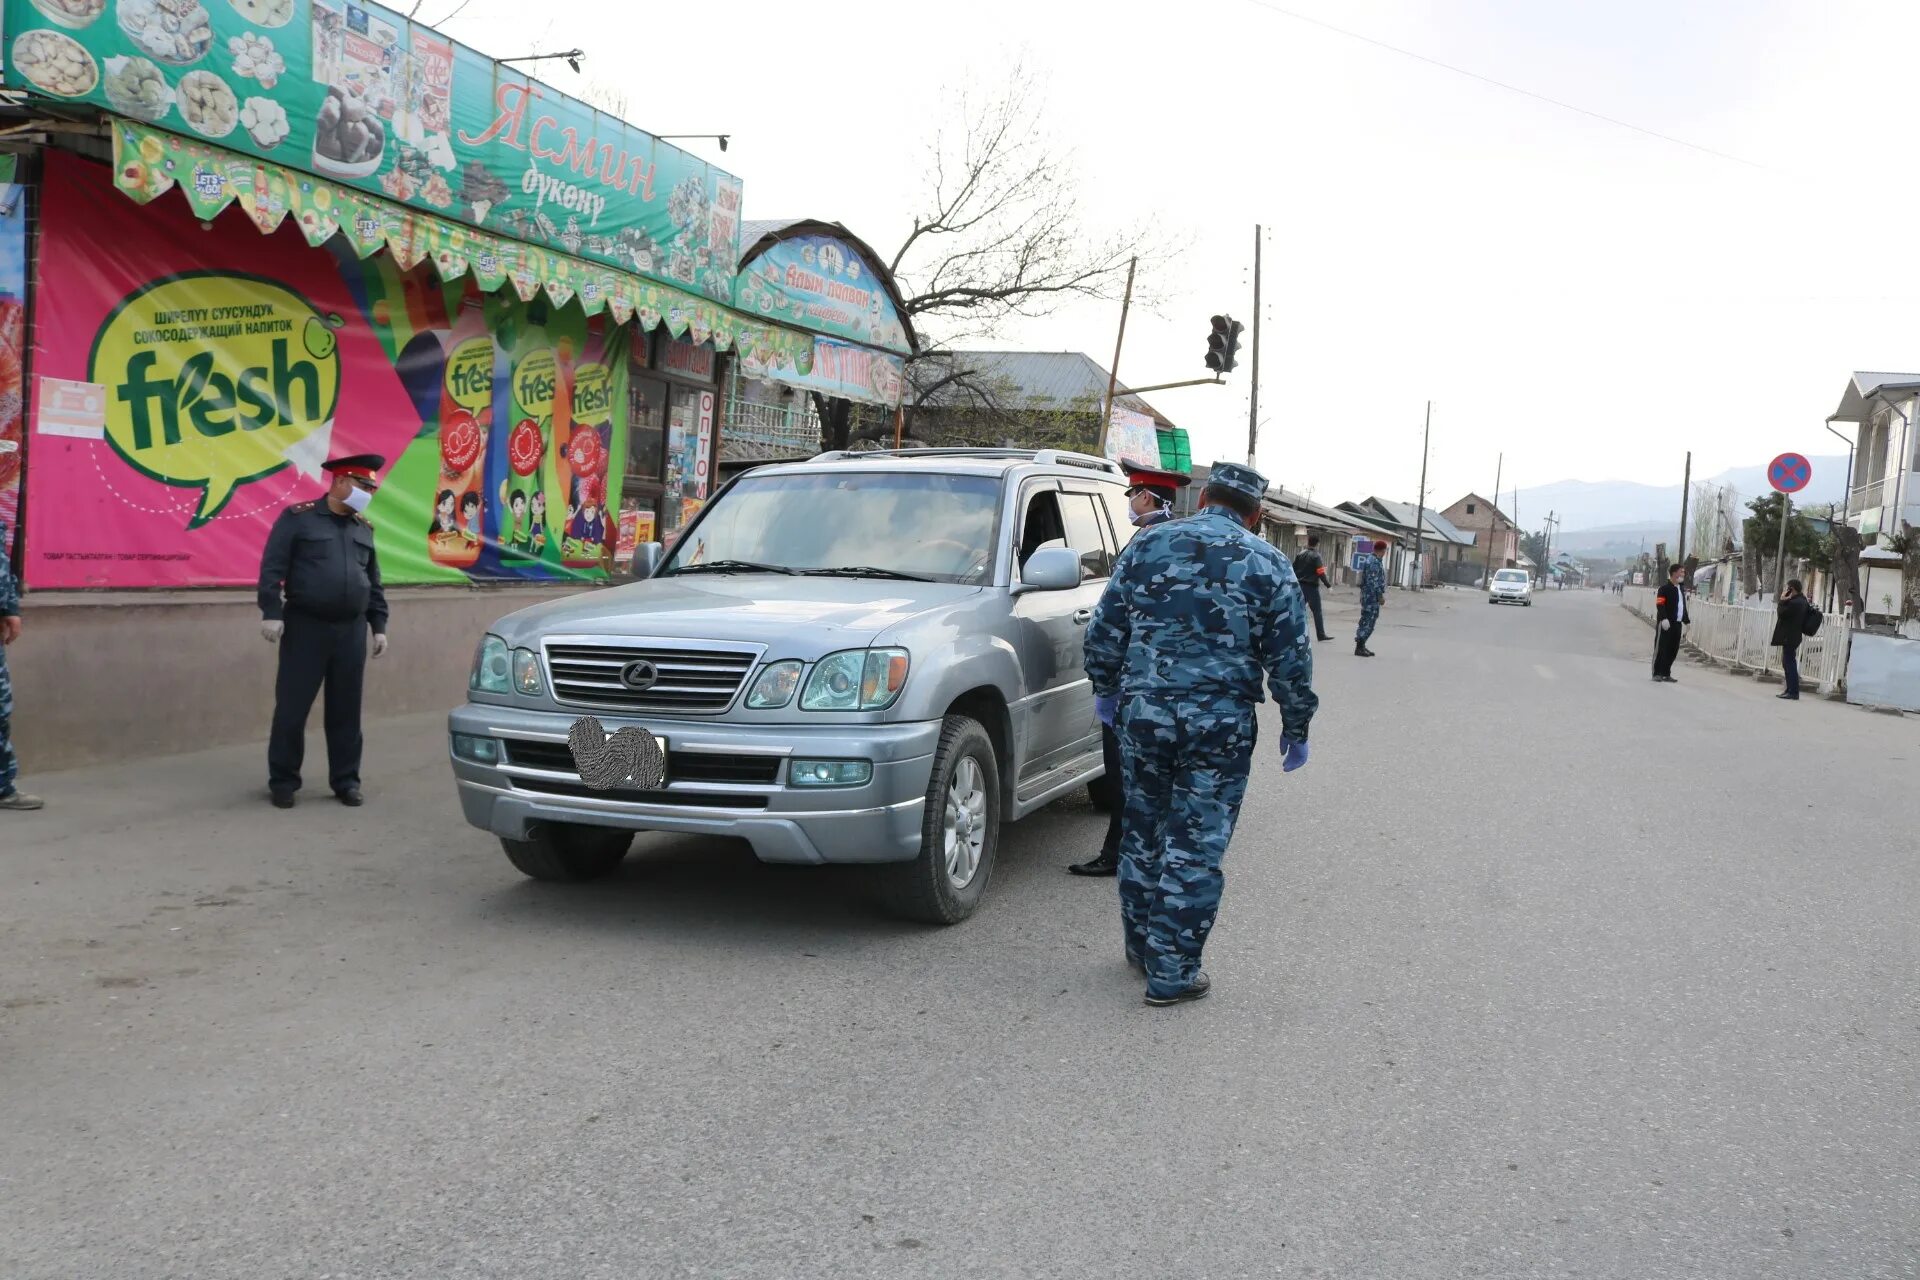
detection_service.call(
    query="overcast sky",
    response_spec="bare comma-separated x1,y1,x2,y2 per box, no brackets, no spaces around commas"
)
444,0,1913,509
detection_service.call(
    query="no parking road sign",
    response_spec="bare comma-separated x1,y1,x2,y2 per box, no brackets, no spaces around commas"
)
1768,452,1812,494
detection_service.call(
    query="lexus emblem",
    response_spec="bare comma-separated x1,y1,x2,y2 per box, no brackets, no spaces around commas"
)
619,659,659,692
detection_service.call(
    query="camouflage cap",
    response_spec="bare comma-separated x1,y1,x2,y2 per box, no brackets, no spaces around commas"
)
1205,460,1269,504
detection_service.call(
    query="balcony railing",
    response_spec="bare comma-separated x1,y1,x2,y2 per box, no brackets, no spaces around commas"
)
722,397,820,457
1852,478,1887,510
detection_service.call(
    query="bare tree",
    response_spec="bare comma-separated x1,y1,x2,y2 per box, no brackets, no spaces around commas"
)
806,67,1173,453
884,65,1161,347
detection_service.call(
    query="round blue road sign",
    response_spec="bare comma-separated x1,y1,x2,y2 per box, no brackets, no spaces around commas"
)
1768,452,1812,494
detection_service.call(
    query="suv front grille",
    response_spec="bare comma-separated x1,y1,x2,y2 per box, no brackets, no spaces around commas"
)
544,642,757,714
503,738,781,784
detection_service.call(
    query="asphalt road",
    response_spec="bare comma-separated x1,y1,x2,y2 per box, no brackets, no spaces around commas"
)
4,587,1916,1279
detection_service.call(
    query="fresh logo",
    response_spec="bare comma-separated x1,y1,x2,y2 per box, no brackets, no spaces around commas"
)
572,362,612,424
90,273,340,527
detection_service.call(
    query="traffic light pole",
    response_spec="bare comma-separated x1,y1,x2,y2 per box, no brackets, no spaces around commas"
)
1113,375,1224,396
1096,256,1138,456
1246,224,1262,467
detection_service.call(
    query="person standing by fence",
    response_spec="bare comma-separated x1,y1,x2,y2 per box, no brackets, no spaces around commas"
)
1771,579,1812,701
1652,563,1687,682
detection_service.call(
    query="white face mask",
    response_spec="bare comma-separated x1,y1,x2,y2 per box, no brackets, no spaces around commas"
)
342,485,375,514
1130,500,1169,527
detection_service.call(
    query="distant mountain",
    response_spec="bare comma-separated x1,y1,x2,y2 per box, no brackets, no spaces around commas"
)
1504,454,1847,535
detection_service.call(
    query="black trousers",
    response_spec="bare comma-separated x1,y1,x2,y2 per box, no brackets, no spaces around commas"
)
1100,721,1123,857
1302,586,1328,638
1781,642,1800,696
268,613,368,795
1652,623,1682,678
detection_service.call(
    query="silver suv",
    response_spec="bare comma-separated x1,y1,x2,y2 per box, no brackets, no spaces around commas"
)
448,448,1138,923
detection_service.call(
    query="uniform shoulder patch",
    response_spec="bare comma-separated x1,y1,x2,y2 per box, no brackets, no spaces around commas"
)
289,500,321,514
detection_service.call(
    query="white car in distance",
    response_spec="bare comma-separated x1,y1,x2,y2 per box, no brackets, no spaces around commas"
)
1489,568,1533,606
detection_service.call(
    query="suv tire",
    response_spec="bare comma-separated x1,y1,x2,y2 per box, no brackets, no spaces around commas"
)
880,715,1001,924
500,824,632,882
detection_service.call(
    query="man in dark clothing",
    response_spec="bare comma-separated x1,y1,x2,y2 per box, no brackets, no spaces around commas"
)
1070,464,1188,877
0,517,42,811
1772,579,1812,700
1652,563,1687,682
258,454,390,808
1291,535,1333,641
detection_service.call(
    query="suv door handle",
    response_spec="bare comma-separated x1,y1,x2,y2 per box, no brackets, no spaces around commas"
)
1072,608,1092,624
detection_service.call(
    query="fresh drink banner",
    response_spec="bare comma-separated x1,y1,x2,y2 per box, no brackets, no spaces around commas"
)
26,150,626,588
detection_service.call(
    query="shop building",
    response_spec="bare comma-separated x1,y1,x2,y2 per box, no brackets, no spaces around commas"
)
0,0,909,768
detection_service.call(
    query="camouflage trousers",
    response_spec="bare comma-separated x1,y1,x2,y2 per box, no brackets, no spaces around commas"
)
1116,694,1257,998
0,644,15,798
1356,598,1382,644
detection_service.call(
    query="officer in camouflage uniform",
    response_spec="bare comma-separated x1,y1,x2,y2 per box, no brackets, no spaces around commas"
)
0,516,42,811
1354,538,1387,657
1084,461,1318,1006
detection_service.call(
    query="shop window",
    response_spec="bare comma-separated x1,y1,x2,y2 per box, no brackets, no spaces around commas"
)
628,375,667,483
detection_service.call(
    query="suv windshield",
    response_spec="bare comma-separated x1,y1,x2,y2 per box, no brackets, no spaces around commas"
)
1495,570,1528,583
661,470,1001,585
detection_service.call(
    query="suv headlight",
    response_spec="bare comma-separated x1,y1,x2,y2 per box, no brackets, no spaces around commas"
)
746,660,803,709
800,648,910,711
470,635,543,696
471,635,511,693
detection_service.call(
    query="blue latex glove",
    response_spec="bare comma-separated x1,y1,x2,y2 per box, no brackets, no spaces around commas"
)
1281,737,1310,773
1094,694,1119,727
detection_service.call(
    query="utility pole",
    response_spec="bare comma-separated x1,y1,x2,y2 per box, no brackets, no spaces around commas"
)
1412,400,1431,589
1482,452,1503,586
1096,256,1137,456
1246,225,1262,467
1676,451,1692,570
1774,492,1792,596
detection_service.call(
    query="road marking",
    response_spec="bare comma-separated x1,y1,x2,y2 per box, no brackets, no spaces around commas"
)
1534,663,1557,680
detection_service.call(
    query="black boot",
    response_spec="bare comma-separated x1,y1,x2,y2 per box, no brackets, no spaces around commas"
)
1068,849,1119,877
1144,971,1212,1007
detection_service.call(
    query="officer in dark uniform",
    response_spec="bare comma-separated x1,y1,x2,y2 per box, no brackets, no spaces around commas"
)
1070,464,1188,877
258,454,389,808
1291,535,1334,641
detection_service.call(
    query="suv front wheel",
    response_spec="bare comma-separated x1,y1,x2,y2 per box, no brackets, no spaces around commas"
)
880,715,1001,924
500,823,632,882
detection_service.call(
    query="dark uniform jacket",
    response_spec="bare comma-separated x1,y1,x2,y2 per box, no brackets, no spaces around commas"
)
1655,580,1688,627
1291,548,1326,593
258,501,388,631
1771,596,1810,647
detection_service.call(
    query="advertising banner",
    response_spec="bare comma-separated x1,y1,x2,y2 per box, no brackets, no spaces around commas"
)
0,177,24,559
1102,405,1159,471
3,0,742,300
745,335,905,408
734,233,911,355
25,150,625,587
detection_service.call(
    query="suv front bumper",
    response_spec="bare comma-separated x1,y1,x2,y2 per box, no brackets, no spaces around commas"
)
447,703,941,865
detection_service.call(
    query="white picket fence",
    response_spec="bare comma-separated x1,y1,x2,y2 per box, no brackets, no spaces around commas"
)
1622,586,1851,692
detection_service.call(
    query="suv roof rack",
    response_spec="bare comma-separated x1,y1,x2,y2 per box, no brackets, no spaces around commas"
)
806,446,1123,476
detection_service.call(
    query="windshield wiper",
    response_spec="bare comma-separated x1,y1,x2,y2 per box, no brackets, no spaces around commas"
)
662,559,797,576
801,566,935,582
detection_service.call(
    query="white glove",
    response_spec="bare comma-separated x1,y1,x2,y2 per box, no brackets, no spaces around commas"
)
1659,619,1670,631
371,633,389,659
261,620,284,643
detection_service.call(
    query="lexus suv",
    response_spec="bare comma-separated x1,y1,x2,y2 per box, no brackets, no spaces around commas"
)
448,448,1138,923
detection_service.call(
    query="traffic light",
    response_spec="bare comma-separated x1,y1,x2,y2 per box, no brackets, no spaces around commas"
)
1205,314,1244,373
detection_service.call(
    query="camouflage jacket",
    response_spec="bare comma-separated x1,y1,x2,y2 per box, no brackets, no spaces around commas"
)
1085,506,1318,740
1359,554,1386,606
0,519,17,617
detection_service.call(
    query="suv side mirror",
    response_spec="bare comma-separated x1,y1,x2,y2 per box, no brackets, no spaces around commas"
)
633,542,664,578
1020,546,1081,591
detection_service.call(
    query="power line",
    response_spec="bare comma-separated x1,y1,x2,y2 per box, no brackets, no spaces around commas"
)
1236,0,1770,173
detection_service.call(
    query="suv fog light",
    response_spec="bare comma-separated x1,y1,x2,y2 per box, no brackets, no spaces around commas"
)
451,733,501,765
788,759,873,787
